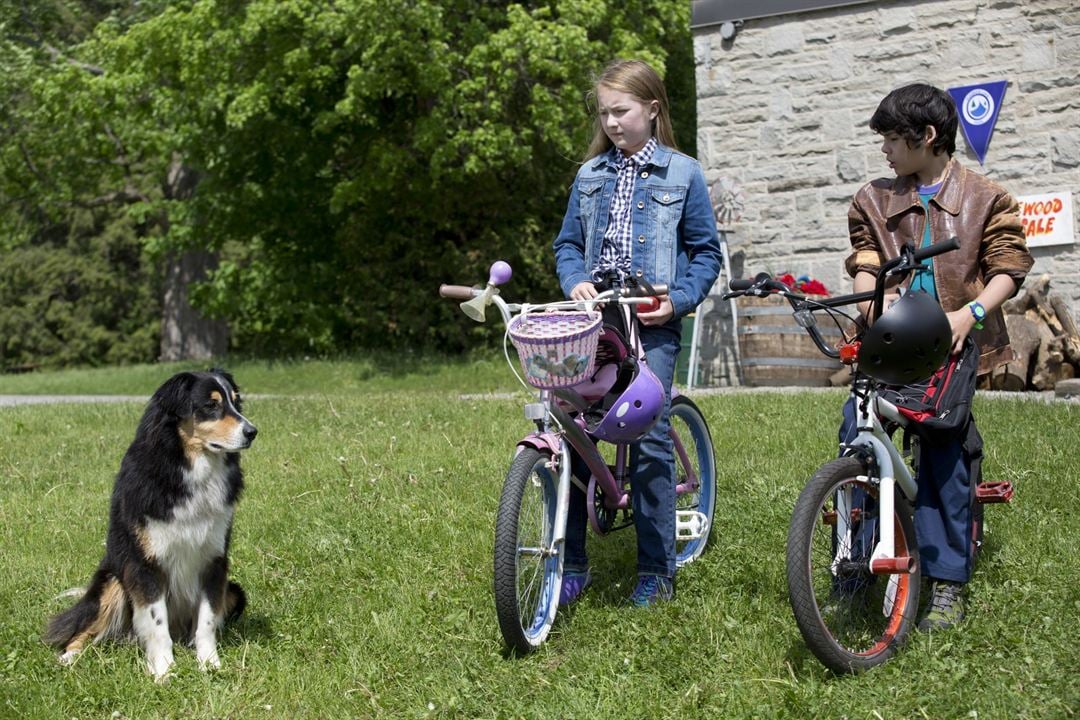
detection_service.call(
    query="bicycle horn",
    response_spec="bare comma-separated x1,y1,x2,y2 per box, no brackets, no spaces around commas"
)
461,261,512,322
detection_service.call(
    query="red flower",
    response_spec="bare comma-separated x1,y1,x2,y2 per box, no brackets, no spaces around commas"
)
776,273,830,296
799,279,830,296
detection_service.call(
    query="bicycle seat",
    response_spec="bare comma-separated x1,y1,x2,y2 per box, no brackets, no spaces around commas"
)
573,362,619,404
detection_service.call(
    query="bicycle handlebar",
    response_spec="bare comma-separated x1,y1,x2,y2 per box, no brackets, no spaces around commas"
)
866,237,959,321
724,238,961,361
439,284,477,301
440,263,669,325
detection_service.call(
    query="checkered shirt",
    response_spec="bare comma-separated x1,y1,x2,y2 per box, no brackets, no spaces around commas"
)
595,137,658,280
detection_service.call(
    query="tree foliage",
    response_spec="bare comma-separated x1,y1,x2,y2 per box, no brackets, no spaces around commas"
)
0,0,695,363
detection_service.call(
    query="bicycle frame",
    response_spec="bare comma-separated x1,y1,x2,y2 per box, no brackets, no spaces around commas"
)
514,309,708,541
844,379,918,575
451,274,708,542
727,240,961,579
453,261,717,652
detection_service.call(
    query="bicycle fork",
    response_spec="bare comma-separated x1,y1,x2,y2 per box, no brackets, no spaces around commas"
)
847,397,919,572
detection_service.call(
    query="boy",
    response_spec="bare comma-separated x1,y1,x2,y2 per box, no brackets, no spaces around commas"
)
843,83,1033,630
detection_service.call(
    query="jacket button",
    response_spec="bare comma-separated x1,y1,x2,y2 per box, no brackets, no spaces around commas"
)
635,270,644,277
640,171,649,179
638,235,645,243
637,201,644,209
663,193,670,202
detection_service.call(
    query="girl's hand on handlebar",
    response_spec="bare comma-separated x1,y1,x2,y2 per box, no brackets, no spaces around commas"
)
638,295,674,326
570,281,599,302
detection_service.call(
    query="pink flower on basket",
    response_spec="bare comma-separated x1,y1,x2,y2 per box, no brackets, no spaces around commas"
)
526,351,591,381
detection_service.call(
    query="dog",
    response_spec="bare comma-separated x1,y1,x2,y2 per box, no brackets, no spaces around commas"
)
45,369,257,680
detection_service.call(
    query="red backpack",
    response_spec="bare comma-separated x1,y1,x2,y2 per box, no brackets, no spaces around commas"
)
879,337,979,445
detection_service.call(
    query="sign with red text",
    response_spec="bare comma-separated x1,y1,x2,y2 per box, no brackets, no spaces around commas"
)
1018,191,1074,248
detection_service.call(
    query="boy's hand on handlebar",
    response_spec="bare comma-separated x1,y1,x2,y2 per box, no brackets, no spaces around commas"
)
638,295,674,326
946,307,977,354
859,293,900,323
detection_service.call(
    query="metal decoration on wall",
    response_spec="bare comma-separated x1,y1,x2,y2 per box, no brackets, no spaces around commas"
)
710,176,745,227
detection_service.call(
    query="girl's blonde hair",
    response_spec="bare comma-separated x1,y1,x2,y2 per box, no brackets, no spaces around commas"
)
584,59,678,161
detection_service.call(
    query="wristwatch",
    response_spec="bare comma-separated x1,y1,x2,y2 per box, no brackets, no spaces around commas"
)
967,301,986,330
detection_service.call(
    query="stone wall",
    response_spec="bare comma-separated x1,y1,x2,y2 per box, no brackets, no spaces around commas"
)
693,0,1080,316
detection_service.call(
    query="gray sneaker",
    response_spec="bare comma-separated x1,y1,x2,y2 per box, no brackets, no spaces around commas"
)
917,581,965,631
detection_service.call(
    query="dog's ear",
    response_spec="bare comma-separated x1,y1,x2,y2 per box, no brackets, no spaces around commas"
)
151,372,197,420
208,367,242,411
208,367,239,393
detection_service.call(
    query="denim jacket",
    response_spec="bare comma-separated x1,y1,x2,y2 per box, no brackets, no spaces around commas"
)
553,144,721,322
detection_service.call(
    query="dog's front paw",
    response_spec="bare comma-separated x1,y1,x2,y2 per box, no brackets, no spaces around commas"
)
58,649,81,666
197,648,221,671
146,647,175,681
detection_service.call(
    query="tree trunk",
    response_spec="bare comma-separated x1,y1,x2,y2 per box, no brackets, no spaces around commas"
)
157,158,228,362
159,250,229,361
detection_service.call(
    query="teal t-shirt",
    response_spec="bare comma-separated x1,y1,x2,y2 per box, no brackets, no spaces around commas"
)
908,180,942,299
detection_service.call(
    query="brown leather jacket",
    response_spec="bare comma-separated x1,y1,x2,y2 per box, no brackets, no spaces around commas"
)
845,158,1034,374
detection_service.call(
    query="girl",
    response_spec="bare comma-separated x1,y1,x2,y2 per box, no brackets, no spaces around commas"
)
552,59,721,607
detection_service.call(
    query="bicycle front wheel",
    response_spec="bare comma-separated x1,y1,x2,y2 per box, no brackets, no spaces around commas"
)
670,395,717,567
786,457,921,673
493,447,563,654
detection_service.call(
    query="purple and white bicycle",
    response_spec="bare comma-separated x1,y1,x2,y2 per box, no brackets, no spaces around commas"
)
441,262,716,653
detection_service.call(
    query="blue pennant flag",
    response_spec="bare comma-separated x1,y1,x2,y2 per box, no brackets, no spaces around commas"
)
948,81,1008,165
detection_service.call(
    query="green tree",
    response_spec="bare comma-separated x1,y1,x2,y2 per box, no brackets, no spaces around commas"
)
0,0,696,363
0,0,168,369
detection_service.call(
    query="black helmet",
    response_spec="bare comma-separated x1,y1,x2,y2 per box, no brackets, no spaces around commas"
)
859,290,951,385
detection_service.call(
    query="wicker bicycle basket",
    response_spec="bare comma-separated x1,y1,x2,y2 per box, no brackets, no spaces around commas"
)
508,310,603,389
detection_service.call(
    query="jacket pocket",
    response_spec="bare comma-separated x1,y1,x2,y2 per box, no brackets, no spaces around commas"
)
646,188,685,285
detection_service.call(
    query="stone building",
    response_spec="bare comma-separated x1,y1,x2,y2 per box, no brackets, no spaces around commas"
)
691,0,1079,312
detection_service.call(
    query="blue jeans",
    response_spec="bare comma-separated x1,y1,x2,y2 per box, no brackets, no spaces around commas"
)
564,326,680,579
839,397,974,583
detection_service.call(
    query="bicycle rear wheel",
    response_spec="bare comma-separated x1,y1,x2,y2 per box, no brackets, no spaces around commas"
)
493,447,562,653
786,457,921,673
670,395,717,567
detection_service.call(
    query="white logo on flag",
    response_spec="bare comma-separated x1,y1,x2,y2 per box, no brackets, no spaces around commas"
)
962,89,995,126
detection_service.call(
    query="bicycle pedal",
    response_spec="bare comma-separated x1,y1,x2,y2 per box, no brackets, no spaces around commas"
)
675,510,710,540
976,480,1014,504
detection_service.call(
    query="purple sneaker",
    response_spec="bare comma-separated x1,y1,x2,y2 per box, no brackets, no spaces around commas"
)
559,569,592,607
630,574,674,607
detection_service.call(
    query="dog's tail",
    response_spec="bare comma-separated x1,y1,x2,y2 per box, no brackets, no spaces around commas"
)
224,581,247,622
44,569,128,652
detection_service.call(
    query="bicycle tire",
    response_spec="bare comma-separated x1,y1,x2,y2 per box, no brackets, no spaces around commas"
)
493,447,562,654
670,395,717,567
786,457,921,673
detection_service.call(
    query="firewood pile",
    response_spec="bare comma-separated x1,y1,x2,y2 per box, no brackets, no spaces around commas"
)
985,274,1080,391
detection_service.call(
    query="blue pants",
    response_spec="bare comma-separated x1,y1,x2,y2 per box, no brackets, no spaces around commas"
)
564,326,680,579
839,397,975,583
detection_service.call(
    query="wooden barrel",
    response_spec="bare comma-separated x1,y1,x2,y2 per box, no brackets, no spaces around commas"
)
737,294,843,386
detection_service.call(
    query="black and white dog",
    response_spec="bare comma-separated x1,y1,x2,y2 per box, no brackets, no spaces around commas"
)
45,370,257,680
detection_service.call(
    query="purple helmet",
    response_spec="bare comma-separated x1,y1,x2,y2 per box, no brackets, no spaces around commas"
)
590,358,665,443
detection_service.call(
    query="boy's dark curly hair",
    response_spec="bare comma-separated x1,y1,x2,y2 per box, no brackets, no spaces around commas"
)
870,83,957,157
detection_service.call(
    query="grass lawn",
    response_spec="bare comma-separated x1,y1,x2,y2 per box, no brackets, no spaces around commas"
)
0,359,1077,718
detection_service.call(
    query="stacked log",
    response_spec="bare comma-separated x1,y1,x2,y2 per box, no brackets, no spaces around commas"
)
987,274,1080,391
